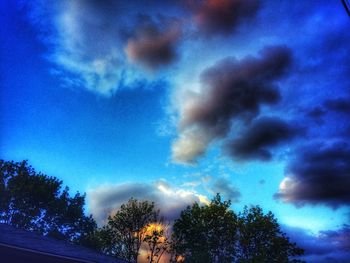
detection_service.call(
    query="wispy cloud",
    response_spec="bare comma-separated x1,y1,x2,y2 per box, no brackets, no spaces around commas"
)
210,177,241,202
26,1,182,95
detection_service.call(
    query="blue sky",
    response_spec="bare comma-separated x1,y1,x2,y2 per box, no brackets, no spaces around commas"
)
1,1,350,261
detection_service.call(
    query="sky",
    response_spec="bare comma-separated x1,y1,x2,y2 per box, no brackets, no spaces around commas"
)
1,0,350,261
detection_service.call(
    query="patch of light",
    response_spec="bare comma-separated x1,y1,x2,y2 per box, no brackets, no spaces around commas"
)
158,184,172,196
197,194,210,205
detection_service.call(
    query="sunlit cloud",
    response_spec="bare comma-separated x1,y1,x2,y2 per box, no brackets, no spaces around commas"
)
87,180,210,224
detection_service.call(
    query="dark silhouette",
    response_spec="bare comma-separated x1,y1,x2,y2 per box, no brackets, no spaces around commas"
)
236,206,304,263
0,160,304,262
172,194,237,263
97,198,160,262
171,194,304,263
0,160,97,248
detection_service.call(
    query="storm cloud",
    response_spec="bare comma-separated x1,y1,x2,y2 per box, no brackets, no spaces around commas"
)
225,117,302,161
285,225,350,262
324,98,350,113
274,141,350,207
172,45,292,164
191,0,260,36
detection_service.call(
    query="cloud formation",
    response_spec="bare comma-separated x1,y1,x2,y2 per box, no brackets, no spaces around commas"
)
225,117,302,161
87,180,209,224
324,98,350,113
192,0,260,36
306,107,326,119
275,141,350,207
27,1,183,95
210,177,241,201
35,0,127,95
172,45,292,164
125,16,181,70
284,225,350,262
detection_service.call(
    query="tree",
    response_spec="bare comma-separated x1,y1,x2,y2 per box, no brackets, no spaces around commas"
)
172,194,238,263
236,206,304,263
171,195,304,263
143,222,170,263
0,160,97,247
102,198,159,262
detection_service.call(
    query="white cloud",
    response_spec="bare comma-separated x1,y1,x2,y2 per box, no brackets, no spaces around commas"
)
87,180,209,225
27,0,143,95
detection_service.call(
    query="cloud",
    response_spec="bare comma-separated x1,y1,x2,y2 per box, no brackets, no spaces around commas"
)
306,107,326,119
172,45,292,164
125,16,181,70
210,177,241,201
224,117,302,161
274,141,350,208
26,1,182,95
87,180,209,225
32,0,129,95
324,98,350,113
191,0,260,36
284,225,350,262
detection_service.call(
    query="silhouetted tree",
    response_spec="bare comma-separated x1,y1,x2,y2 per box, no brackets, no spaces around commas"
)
171,194,304,263
102,198,159,262
0,160,97,247
236,206,304,263
172,194,237,263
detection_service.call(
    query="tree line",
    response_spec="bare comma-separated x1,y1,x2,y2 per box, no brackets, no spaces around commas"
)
0,160,304,262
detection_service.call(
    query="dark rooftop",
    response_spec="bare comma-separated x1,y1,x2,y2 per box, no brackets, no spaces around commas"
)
0,223,127,263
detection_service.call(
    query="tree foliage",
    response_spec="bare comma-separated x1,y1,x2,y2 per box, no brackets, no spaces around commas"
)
101,198,159,262
172,194,304,263
0,160,97,246
172,194,238,263
144,222,170,263
236,206,304,263
0,160,304,262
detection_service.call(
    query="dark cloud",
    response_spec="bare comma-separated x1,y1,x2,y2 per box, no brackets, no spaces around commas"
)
225,117,302,161
125,16,181,70
284,225,350,262
87,181,208,224
211,177,241,201
324,98,350,113
274,141,350,207
191,0,260,36
173,45,292,164
306,106,326,119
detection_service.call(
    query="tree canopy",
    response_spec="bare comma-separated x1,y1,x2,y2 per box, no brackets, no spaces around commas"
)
236,206,304,263
0,160,305,262
172,194,238,263
172,194,304,263
100,198,160,262
0,160,97,246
